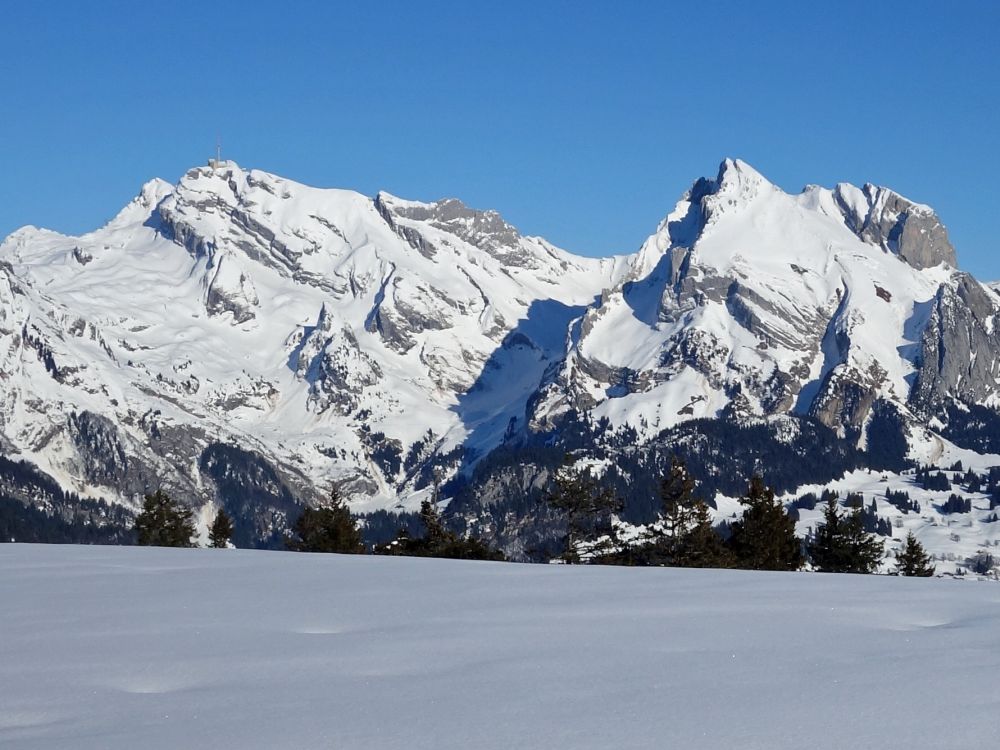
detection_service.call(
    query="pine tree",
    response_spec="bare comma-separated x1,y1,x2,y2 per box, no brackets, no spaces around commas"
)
895,532,935,577
375,498,504,561
807,497,883,573
642,457,731,568
286,485,364,554
134,489,196,548
208,508,234,548
544,454,621,564
418,497,448,550
674,500,733,568
658,457,698,547
727,475,803,571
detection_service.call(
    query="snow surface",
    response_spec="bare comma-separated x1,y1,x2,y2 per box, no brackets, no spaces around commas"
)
2,544,999,749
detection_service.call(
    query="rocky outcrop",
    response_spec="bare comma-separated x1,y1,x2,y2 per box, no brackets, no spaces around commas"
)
834,183,956,269
910,274,1000,412
376,193,530,264
293,305,383,416
204,252,259,323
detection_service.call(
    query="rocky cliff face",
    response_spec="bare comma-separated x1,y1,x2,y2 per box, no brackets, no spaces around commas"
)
1,158,997,546
833,183,956,270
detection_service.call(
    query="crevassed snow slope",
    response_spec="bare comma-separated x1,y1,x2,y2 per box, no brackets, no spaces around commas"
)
1,544,998,750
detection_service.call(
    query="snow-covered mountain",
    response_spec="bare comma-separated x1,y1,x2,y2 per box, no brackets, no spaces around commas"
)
0,162,623,513
4,158,1000,564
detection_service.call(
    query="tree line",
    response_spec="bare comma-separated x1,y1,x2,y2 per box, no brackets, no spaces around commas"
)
543,454,933,576
132,454,935,576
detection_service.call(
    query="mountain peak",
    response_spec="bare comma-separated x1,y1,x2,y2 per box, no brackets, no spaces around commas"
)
712,158,773,200
716,157,768,186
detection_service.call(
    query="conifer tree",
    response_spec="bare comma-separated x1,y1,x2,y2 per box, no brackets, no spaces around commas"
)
286,485,364,554
418,496,448,550
375,498,504,561
134,489,196,548
727,475,803,571
675,500,733,568
642,457,731,568
208,508,234,548
544,454,621,564
807,497,883,573
659,457,698,548
895,532,935,577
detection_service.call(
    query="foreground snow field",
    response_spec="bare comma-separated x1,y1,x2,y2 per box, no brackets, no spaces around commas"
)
2,545,999,749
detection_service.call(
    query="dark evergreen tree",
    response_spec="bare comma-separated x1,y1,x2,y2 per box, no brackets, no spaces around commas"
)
791,492,819,511
674,500,733,568
208,508,234,548
941,494,972,514
963,469,981,493
636,457,732,568
658,456,699,546
969,550,996,576
807,497,883,573
134,490,195,548
286,486,364,554
860,500,892,537
920,471,951,492
375,498,505,560
727,476,803,571
544,454,622,564
885,488,919,514
895,532,935,577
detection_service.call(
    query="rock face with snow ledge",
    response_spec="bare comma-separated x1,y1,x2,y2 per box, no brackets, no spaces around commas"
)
2,157,1000,553
528,159,973,443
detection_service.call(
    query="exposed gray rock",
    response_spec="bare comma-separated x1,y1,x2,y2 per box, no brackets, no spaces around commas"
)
375,192,546,268
910,274,1000,412
834,183,956,269
294,305,383,416
204,254,259,324
809,362,886,436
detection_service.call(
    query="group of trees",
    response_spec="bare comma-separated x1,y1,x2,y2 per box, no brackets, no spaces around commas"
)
374,498,505,560
133,489,232,549
546,458,802,571
285,487,363,553
543,454,934,576
132,456,937,577
132,484,505,561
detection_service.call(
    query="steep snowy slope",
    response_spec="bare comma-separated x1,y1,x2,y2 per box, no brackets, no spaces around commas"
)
0,162,623,520
4,158,1000,559
530,159,970,441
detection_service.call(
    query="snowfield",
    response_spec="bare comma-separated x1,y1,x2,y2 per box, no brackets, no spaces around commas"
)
2,544,998,749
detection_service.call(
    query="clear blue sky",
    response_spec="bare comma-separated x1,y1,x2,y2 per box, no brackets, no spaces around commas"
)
2,1,998,276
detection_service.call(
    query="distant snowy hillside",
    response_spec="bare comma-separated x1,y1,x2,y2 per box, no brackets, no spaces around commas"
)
4,158,1000,562
1,544,998,749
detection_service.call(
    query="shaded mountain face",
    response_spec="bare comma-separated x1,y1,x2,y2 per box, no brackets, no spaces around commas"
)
1,157,997,549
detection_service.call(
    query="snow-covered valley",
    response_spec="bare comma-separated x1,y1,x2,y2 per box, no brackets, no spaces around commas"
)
1,543,998,749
